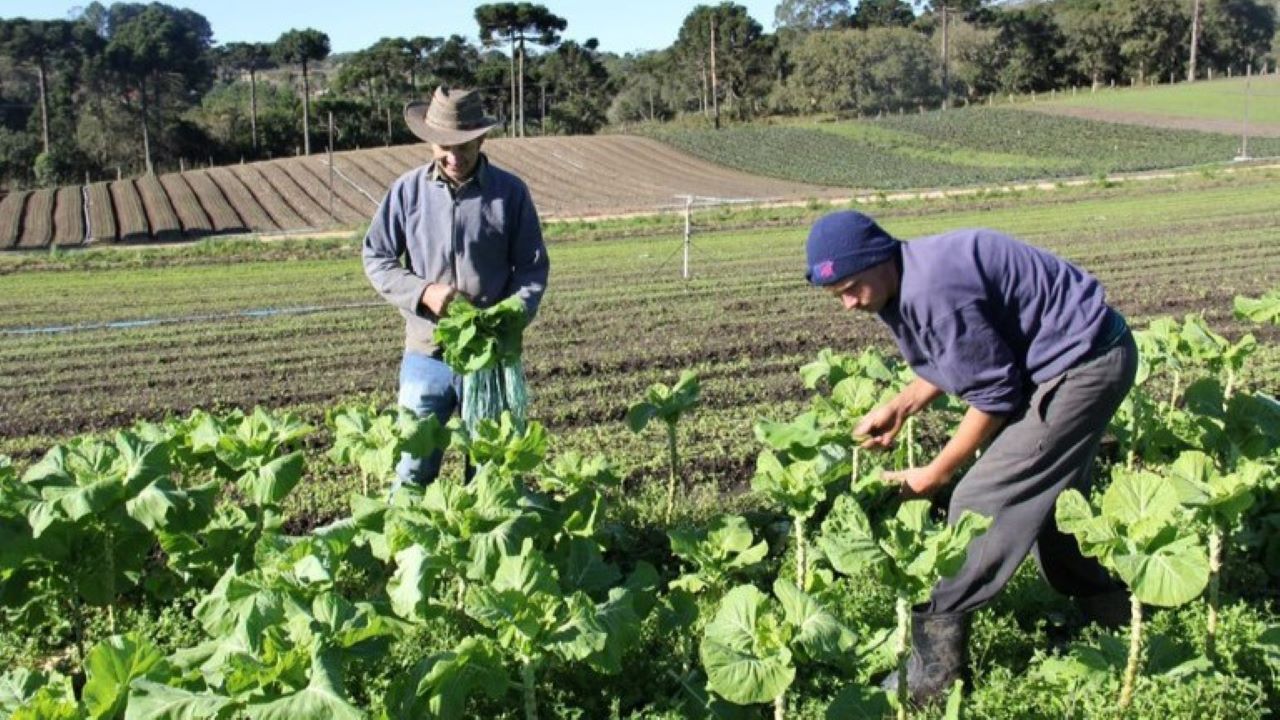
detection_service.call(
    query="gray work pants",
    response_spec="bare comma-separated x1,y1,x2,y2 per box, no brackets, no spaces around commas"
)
927,331,1139,614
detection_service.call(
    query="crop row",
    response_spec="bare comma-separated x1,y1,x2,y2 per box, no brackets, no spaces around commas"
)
652,107,1280,190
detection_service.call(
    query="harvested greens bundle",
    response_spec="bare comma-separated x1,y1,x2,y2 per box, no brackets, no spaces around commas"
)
434,296,529,433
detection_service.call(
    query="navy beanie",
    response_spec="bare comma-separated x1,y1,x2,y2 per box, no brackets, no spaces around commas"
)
805,211,898,286
803,208,896,284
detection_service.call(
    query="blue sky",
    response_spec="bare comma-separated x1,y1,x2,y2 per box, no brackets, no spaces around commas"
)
3,1,783,55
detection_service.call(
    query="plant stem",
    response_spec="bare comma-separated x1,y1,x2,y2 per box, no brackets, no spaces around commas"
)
774,692,785,720
1223,369,1237,404
1119,594,1143,711
905,418,916,469
665,422,679,524
795,517,807,592
362,471,369,496
852,447,860,486
522,660,538,720
1126,409,1139,470
1166,370,1182,420
896,595,910,720
69,596,86,666
1207,528,1222,661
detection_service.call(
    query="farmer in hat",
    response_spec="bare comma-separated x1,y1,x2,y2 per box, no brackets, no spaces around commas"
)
363,86,549,488
805,211,1137,704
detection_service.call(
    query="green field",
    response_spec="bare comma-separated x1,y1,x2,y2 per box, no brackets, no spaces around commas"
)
647,107,1280,189
2,171,1279,719
1047,74,1280,125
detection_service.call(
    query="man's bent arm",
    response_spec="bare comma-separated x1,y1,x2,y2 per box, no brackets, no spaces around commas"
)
363,187,432,317
930,405,1005,479
506,187,550,320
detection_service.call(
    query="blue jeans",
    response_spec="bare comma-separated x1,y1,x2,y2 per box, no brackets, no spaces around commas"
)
395,350,462,488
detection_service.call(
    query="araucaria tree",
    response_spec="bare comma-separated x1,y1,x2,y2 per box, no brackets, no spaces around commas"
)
220,42,276,154
102,4,214,175
274,28,330,155
0,19,87,157
475,3,566,137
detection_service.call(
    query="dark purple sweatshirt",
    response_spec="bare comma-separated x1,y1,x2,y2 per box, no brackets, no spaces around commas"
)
877,229,1116,414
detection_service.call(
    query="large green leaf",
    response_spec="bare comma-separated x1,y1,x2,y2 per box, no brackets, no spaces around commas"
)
582,587,643,674
242,650,363,720
0,669,54,715
625,402,660,434
700,585,795,706
237,452,304,508
387,545,445,623
825,685,892,720
556,537,621,596
123,681,234,720
82,634,168,720
11,688,85,720
1101,470,1180,542
817,495,883,578
386,637,509,720
1234,289,1280,325
772,579,858,671
1054,490,1116,552
1112,534,1209,607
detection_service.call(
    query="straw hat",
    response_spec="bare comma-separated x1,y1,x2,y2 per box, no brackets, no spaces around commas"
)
404,86,497,146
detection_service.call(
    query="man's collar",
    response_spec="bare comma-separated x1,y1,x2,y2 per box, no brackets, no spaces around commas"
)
429,154,489,189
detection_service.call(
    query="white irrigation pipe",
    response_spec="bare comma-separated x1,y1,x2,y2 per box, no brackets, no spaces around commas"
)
318,156,380,207
2,300,384,336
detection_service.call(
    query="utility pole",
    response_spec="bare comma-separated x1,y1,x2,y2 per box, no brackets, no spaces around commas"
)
710,13,720,130
327,111,335,220
540,82,546,134
1189,0,1201,82
941,4,950,109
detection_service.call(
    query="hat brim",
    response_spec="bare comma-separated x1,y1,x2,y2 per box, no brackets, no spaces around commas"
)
404,101,497,146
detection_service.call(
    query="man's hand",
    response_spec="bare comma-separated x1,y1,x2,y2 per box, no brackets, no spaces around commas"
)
884,464,951,499
421,283,458,316
854,403,907,450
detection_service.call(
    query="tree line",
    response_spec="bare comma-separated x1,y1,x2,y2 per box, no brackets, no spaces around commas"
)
0,0,1276,190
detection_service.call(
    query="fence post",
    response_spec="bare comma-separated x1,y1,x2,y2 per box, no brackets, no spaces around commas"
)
682,196,692,280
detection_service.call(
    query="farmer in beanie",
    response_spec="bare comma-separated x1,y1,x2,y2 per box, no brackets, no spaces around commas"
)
805,211,1137,704
363,87,549,488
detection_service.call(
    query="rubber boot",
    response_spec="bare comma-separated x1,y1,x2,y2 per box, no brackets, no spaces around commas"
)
881,611,969,706
1074,589,1130,630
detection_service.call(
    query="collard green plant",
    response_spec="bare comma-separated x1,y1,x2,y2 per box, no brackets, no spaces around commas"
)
669,515,769,596
434,297,530,432
532,452,619,540
1122,314,1261,467
461,537,649,720
0,432,210,656
162,408,314,580
1166,451,1268,659
1055,468,1210,709
327,403,449,495
818,496,990,718
699,580,860,719
450,413,548,477
752,448,844,592
381,636,509,720
627,370,701,523
1233,288,1280,326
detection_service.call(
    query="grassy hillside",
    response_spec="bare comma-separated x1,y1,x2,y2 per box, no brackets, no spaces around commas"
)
646,107,1280,189
1046,74,1280,125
